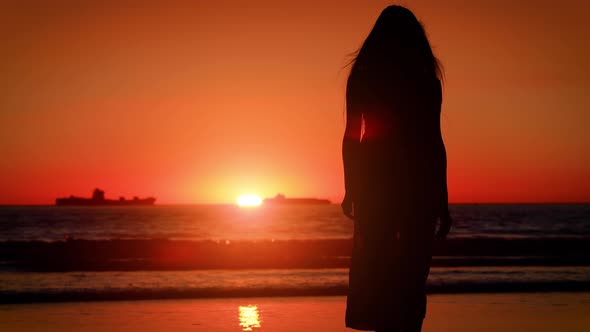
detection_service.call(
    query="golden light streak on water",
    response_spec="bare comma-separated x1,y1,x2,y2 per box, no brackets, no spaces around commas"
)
238,305,262,331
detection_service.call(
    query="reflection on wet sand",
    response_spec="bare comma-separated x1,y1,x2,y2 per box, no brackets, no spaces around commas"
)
239,305,262,331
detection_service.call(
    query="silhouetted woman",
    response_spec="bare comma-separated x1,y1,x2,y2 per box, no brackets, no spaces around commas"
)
341,6,452,332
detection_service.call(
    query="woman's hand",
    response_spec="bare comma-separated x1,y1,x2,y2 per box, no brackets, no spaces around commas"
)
341,193,355,220
435,212,452,240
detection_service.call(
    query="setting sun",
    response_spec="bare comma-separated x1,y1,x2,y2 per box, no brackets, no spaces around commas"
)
237,194,263,207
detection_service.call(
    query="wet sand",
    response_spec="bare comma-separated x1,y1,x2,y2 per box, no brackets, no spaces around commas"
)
1,293,588,331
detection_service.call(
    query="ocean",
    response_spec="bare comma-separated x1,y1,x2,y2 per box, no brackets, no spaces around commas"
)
1,204,589,303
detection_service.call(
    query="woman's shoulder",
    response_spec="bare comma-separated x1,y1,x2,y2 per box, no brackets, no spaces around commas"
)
419,75,442,99
432,77,442,105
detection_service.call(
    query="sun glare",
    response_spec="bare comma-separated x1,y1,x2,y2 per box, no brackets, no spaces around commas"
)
237,194,262,207
239,305,262,331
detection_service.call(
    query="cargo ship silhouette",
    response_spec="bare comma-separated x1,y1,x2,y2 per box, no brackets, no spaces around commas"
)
263,193,330,205
55,188,156,206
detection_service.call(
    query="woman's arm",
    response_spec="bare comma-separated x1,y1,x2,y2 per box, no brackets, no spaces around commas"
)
438,129,449,217
341,95,363,219
434,79,451,239
435,115,452,239
435,135,452,239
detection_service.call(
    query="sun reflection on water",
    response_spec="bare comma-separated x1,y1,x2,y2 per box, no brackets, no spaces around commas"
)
239,305,262,331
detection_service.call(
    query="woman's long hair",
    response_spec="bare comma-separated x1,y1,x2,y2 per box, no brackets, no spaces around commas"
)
348,5,443,84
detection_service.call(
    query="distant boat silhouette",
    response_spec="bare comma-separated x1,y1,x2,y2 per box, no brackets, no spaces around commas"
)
263,194,331,205
55,188,156,206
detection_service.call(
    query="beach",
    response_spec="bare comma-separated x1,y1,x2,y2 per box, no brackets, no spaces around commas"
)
1,205,589,330
1,293,589,332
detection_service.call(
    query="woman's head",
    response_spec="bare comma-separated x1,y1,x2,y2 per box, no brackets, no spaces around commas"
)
350,5,442,80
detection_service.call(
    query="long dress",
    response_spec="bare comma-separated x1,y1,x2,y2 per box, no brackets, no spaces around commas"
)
344,74,444,331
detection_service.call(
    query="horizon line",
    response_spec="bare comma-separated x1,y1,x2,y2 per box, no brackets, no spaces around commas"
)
1,201,590,207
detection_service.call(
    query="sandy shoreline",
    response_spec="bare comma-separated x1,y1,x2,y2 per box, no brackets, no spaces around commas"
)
1,292,589,331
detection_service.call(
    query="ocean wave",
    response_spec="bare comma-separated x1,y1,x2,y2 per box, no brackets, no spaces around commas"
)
1,267,589,303
0,237,588,271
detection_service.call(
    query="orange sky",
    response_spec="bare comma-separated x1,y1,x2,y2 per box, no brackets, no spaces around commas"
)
1,0,589,204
